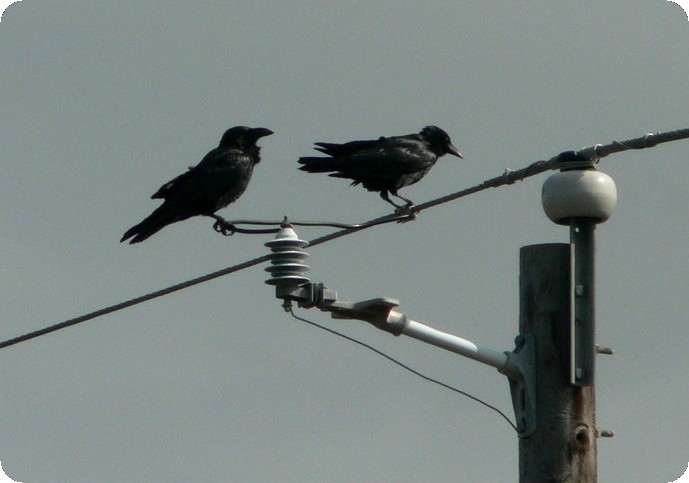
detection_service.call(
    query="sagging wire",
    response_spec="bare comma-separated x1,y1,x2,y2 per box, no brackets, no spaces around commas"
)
287,305,518,432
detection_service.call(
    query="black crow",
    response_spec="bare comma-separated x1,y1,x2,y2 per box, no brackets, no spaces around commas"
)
297,126,462,210
121,126,273,244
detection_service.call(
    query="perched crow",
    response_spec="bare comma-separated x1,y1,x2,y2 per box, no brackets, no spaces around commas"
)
121,126,273,244
297,126,463,210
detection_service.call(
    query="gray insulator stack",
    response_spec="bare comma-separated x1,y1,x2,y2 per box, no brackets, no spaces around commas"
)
264,225,310,288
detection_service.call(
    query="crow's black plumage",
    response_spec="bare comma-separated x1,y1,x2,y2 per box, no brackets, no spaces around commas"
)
297,125,463,209
121,126,273,244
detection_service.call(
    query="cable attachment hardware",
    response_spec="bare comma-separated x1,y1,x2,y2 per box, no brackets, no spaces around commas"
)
556,150,596,171
577,144,604,164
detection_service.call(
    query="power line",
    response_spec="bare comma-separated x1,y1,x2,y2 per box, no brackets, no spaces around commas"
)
1,127,687,350
0,215,410,350
414,127,689,213
219,127,689,237
0,253,273,350
288,307,518,432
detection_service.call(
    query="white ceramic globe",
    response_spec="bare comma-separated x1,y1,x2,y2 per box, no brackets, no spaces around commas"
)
542,170,617,225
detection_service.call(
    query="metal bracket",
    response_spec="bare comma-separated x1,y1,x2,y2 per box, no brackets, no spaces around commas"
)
326,298,407,335
570,220,595,386
502,333,537,438
275,283,407,337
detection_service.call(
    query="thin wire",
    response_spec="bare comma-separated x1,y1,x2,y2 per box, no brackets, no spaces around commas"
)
0,253,272,349
287,306,518,432
2,127,687,350
214,212,413,235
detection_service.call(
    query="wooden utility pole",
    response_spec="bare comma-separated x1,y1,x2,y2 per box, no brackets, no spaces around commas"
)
518,243,597,481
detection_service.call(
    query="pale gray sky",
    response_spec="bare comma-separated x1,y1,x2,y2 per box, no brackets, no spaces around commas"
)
1,2,688,482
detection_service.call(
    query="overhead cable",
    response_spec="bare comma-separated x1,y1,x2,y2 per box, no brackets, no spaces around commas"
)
1,127,687,349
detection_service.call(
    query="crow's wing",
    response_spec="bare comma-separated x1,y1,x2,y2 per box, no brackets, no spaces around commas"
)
150,147,254,212
152,147,238,198
314,137,388,156
151,168,195,200
327,138,435,177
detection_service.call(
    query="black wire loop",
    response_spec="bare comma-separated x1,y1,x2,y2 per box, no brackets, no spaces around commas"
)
211,211,416,236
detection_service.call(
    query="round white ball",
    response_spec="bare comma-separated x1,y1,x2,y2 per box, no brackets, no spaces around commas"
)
542,170,617,225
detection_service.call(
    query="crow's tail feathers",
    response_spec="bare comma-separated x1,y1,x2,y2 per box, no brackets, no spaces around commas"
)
297,157,340,173
120,204,185,244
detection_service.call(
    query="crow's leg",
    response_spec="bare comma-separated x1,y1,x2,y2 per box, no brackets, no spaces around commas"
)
209,214,236,236
389,190,419,217
380,191,406,209
390,190,415,207
380,191,418,220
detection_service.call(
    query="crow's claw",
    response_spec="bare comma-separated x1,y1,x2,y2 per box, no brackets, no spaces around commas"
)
394,204,419,222
212,219,236,236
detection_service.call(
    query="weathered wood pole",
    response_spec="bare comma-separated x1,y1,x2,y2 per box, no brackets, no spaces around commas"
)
519,243,597,482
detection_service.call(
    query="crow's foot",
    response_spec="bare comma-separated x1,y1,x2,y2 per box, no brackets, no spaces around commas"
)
394,204,419,222
211,215,236,236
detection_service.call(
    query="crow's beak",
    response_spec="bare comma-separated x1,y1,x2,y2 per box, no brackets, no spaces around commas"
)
448,144,463,159
251,127,274,139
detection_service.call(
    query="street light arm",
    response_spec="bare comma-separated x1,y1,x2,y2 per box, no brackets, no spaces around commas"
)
315,296,522,381
264,225,537,436
322,294,538,436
